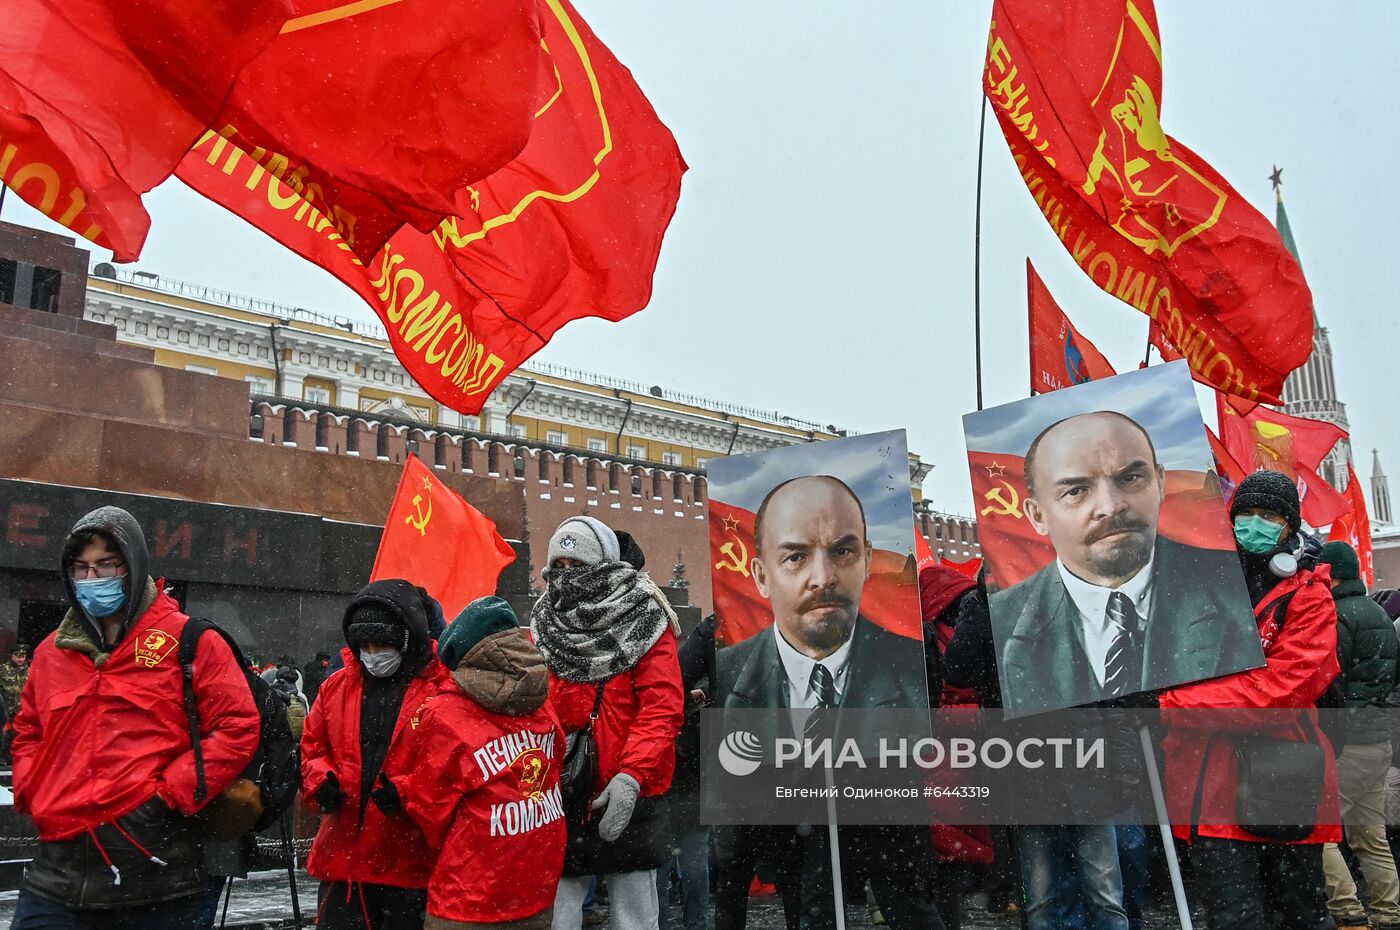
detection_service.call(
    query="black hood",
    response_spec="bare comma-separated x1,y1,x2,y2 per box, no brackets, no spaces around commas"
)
60,506,151,642
341,579,433,676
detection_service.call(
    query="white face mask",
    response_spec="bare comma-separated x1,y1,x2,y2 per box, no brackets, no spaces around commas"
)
359,649,402,678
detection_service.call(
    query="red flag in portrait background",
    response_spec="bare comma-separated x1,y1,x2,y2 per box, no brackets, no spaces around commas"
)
0,0,289,259
915,530,938,572
1329,465,1375,587
1216,395,1349,528
968,449,1235,590
372,456,517,620
708,501,921,648
1028,260,1118,393
985,0,1313,404
177,0,685,417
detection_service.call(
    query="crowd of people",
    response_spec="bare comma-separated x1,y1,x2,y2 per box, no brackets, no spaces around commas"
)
7,470,1400,930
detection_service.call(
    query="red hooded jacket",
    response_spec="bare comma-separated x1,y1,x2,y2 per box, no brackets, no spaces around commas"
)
12,583,259,839
1160,565,1342,844
549,629,683,797
391,671,566,923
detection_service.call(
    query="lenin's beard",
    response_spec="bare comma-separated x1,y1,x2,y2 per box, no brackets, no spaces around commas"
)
789,592,858,654
1081,517,1154,580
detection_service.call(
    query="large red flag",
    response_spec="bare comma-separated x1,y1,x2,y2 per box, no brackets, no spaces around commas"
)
1216,396,1349,528
708,501,921,648
969,450,1234,590
212,0,544,260
1329,465,1375,587
177,0,685,416
371,456,517,620
985,0,1313,405
1028,259,1117,393
0,0,288,259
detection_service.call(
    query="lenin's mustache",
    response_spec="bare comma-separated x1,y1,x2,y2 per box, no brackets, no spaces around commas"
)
797,591,855,616
1084,516,1150,546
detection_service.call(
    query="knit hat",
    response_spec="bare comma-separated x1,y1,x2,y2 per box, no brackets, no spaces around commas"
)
345,604,407,650
439,597,521,671
1230,470,1302,534
546,516,620,568
1318,540,1361,582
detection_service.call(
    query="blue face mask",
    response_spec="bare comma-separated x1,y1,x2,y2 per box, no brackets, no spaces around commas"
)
73,576,127,618
1234,515,1285,554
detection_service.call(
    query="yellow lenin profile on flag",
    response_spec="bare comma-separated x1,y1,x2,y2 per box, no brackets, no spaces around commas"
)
1080,2,1226,258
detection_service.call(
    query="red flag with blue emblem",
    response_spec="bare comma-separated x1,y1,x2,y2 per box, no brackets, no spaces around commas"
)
1028,260,1118,394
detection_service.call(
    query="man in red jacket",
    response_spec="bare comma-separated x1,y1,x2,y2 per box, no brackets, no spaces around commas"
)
302,579,449,930
1160,471,1342,930
11,506,260,929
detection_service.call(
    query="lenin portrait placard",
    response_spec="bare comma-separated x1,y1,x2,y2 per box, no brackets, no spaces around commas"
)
706,430,929,712
963,362,1263,717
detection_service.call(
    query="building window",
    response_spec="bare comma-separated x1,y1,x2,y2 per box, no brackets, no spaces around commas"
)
547,430,568,446
246,376,273,395
661,451,682,466
304,386,330,404
627,445,646,460
185,364,218,375
508,424,526,439
696,458,709,470
587,437,606,453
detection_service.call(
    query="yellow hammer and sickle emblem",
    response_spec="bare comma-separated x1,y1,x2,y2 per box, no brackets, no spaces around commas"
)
714,539,750,577
980,482,1023,519
405,493,433,536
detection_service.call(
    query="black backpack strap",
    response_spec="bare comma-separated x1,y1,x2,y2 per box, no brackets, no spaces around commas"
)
178,617,214,804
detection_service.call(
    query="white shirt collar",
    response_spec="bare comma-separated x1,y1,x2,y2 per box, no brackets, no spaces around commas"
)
1056,555,1155,634
772,622,853,709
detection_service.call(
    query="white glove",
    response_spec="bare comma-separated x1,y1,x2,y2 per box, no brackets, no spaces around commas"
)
591,772,641,842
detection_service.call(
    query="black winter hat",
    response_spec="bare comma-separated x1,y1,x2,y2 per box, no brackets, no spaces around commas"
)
1230,470,1301,534
346,604,407,650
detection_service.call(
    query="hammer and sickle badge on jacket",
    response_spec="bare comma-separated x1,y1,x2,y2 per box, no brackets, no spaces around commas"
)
135,628,180,668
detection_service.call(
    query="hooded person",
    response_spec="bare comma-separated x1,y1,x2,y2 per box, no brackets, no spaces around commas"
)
386,597,566,930
301,578,449,930
10,506,259,927
1159,470,1344,930
530,516,685,930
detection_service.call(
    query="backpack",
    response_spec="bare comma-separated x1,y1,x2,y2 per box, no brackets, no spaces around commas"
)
1263,588,1347,756
180,617,301,833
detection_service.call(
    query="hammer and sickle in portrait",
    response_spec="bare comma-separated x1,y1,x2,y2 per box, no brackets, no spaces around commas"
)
980,482,1023,519
714,538,750,577
405,493,433,536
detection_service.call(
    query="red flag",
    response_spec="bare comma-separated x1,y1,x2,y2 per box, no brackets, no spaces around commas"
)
1206,426,1248,500
708,501,921,647
212,0,544,260
1329,465,1375,587
985,0,1313,405
371,456,517,620
915,529,938,572
946,557,984,580
1027,259,1117,393
0,0,289,260
969,450,1234,590
1216,395,1349,527
177,0,685,416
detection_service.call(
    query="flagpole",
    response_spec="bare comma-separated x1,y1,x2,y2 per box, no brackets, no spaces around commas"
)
974,93,988,412
1143,323,1154,368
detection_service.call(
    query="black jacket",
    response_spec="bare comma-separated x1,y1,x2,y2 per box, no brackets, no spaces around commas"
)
1334,579,1400,743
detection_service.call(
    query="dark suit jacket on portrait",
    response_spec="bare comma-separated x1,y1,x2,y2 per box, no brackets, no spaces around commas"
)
716,616,928,711
990,537,1262,717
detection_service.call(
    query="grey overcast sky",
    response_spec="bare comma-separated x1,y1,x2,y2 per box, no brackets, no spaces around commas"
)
7,1,1398,515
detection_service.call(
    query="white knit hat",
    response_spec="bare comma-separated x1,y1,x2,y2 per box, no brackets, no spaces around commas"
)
546,516,620,568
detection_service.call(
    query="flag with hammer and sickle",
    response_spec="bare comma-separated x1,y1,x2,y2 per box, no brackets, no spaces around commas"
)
372,456,517,620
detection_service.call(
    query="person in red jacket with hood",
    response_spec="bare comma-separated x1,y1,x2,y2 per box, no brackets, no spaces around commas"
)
388,596,566,930
530,516,684,930
11,506,259,929
1160,470,1342,930
302,579,450,930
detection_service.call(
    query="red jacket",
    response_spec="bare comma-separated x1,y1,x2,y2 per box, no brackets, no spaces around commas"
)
301,646,448,887
549,630,684,797
12,584,259,840
1160,566,1342,844
391,686,566,923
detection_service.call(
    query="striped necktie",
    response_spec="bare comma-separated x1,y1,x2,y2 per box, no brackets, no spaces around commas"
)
1102,592,1143,697
804,664,838,743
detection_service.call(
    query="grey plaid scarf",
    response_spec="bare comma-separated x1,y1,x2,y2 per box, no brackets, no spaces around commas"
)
530,561,680,683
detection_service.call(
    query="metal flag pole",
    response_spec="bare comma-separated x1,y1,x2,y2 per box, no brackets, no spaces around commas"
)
1140,726,1193,929
974,93,988,412
1143,323,1155,368
824,763,846,930
281,810,305,929
0,182,8,218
